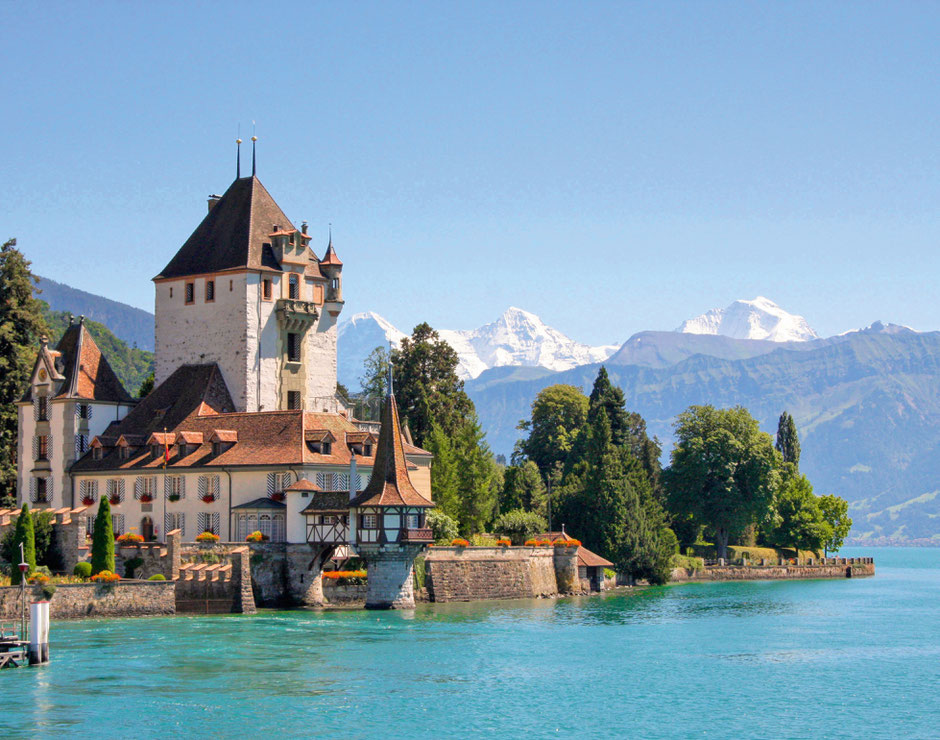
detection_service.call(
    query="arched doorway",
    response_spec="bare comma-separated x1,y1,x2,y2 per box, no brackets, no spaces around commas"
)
141,516,155,541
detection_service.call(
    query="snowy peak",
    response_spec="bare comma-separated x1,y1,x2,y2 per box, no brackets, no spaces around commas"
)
440,307,617,379
677,297,819,342
338,307,618,387
839,320,917,337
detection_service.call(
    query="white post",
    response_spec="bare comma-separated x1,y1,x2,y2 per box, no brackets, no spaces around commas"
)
28,602,41,665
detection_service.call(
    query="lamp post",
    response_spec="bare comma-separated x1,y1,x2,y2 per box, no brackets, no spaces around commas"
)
18,542,29,641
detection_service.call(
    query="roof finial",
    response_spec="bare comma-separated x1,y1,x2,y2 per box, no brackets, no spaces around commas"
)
387,342,394,397
328,222,332,247
251,122,257,176
68,313,74,325
236,134,242,179
40,334,48,348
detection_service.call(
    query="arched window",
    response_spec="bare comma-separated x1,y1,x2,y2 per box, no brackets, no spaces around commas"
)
259,514,273,540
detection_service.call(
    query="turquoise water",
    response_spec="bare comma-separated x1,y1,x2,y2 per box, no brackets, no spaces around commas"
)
0,547,937,739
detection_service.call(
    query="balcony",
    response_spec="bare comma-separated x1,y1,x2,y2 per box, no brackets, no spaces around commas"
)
401,528,433,543
275,299,319,333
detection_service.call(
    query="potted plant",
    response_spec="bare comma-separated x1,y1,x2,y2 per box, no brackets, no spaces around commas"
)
117,532,144,546
81,495,95,507
167,493,181,502
201,493,215,504
139,494,153,503
246,531,267,543
109,494,121,506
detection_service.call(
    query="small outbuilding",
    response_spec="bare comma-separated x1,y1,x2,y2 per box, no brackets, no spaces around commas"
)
576,546,614,592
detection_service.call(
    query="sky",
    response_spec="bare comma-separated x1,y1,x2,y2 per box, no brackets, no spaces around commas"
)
3,1,940,346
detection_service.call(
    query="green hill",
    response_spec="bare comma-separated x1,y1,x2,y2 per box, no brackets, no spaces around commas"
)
42,306,154,397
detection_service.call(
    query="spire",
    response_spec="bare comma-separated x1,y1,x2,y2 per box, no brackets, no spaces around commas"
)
236,137,242,178
349,373,431,508
251,135,257,176
387,346,394,396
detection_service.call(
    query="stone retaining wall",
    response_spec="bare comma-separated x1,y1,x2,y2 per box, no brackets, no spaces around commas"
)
424,547,561,602
671,558,875,583
0,582,175,620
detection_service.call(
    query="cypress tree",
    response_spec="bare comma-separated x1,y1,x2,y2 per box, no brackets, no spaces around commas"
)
91,496,115,575
775,411,801,468
10,503,35,585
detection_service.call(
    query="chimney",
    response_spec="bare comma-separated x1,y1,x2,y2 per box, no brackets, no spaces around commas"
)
301,221,308,235
349,453,358,502
207,194,222,212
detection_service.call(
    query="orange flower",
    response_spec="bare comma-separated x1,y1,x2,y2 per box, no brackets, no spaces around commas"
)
451,538,470,547
496,539,511,546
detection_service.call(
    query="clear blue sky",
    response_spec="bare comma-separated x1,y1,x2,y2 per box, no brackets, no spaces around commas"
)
3,2,939,345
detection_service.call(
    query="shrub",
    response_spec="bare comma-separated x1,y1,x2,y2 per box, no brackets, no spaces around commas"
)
10,503,36,585
413,556,426,590
41,583,56,600
246,531,267,542
603,568,616,579
451,538,470,547
493,509,548,545
91,570,120,583
470,534,498,546
73,562,92,579
124,556,145,579
195,531,220,543
148,574,166,581
427,509,459,544
117,532,144,545
91,497,115,575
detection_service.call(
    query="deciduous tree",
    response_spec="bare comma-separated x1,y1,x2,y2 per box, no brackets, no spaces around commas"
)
818,494,852,556
518,384,588,477
771,474,831,557
665,405,780,560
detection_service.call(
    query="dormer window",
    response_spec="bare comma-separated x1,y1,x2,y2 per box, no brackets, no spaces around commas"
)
120,445,131,460
151,444,162,459
364,443,373,457
93,447,103,461
179,443,193,457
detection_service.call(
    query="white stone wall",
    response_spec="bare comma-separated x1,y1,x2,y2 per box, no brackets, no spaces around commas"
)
154,274,252,411
307,310,339,401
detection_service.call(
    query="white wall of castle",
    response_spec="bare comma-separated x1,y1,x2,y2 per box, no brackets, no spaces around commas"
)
155,271,339,412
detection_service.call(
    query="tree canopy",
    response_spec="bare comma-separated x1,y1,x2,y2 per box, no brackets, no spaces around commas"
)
518,384,588,478
665,405,780,560
775,411,801,468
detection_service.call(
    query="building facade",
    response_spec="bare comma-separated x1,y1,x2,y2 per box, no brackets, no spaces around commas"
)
17,172,433,545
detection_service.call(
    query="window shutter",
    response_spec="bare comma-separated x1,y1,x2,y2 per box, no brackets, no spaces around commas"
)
198,476,208,499
32,436,39,461
135,477,143,500
28,478,35,503
267,472,276,498
212,512,220,535
33,400,40,421
164,511,171,536
164,476,170,499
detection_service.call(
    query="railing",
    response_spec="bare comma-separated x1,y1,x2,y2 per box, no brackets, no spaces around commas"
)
401,528,433,543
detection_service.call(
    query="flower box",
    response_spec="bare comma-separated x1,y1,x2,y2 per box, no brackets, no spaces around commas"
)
117,532,144,545
451,538,470,547
201,494,216,504
195,531,220,543
246,531,268,543
138,494,153,503
167,493,181,502
81,496,95,507
496,539,511,547
109,496,121,506
553,538,581,548
270,492,285,502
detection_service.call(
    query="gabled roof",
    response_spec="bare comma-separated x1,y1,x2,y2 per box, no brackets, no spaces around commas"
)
577,546,614,569
155,176,292,280
301,492,352,512
349,393,432,509
22,322,133,404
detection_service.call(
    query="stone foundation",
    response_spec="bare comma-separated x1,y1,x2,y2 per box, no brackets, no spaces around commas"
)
425,546,560,602
0,582,175,620
365,554,417,609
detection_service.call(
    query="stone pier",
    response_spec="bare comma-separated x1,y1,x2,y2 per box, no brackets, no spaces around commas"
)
362,546,423,609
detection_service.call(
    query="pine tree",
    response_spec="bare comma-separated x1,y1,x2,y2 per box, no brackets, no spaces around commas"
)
426,423,461,526
91,497,115,575
453,414,498,536
500,460,547,516
776,411,801,468
10,503,36,585
0,239,48,499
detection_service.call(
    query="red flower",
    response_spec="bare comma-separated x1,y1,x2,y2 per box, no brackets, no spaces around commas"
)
201,494,215,504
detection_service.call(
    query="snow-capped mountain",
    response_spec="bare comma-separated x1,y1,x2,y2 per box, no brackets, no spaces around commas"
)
336,312,407,389
337,307,618,387
676,296,819,342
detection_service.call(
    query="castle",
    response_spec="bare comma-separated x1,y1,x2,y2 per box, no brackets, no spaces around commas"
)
16,168,434,590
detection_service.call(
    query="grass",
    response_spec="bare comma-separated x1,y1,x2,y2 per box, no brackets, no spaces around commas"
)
671,554,705,572
689,544,821,563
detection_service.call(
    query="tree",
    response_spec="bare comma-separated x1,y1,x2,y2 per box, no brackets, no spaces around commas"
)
500,461,547,517
91,497,115,575
775,411,801,468
818,494,852,556
0,239,48,499
771,474,831,558
391,323,473,447
359,346,389,400
425,423,461,525
493,509,547,545
453,414,498,536
665,405,780,560
518,385,588,477
138,372,155,398
426,509,459,544
10,503,36,584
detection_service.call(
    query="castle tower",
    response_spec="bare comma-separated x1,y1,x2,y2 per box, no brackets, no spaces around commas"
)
17,318,136,508
153,175,343,413
349,379,433,609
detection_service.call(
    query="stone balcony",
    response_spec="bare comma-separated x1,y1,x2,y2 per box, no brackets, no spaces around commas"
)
275,299,319,333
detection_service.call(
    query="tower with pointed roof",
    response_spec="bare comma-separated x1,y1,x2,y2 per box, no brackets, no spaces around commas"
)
349,375,433,609
153,174,344,414
17,318,136,509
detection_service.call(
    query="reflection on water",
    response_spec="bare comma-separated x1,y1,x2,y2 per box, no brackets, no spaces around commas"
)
0,548,936,739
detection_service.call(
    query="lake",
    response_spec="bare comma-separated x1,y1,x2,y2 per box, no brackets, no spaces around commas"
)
0,547,937,739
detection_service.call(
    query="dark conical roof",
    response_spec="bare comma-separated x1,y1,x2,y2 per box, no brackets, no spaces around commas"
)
349,394,432,508
155,176,291,280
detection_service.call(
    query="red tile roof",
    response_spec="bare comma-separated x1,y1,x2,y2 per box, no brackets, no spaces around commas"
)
349,394,432,509
209,429,238,443
286,478,320,491
577,547,614,569
319,240,343,268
